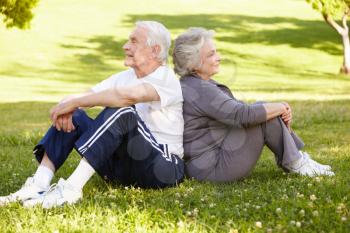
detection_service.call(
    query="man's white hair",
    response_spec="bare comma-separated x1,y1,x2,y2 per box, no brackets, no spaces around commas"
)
136,21,171,64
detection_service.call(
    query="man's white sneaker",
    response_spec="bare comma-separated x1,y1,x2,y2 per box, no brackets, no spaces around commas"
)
286,153,335,177
42,178,82,209
0,177,48,206
301,151,332,171
22,195,45,207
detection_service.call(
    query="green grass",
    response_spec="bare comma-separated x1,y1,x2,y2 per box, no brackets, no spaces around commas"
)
0,0,349,232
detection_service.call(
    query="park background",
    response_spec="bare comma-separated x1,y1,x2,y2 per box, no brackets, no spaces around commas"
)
0,0,349,232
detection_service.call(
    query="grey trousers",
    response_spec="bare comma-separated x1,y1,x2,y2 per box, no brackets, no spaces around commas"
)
186,117,304,182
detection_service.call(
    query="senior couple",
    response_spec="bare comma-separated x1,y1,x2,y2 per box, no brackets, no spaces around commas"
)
0,21,334,208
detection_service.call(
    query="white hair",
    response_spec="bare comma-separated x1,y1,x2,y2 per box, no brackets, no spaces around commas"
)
172,27,214,77
135,21,171,64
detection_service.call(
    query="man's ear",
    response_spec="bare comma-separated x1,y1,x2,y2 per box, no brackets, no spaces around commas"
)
151,45,161,58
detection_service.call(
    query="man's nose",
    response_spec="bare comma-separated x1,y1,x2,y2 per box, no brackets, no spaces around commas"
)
123,42,129,50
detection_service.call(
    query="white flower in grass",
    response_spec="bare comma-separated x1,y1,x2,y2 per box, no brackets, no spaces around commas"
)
308,201,314,208
296,221,301,228
296,193,304,198
290,220,296,225
255,205,261,210
266,228,273,233
315,177,321,182
310,194,317,201
229,229,238,233
177,221,185,228
200,198,205,202
299,209,305,216
209,203,216,208
312,210,319,217
186,211,192,216
175,192,181,198
183,193,188,198
341,216,347,222
276,208,282,214
337,203,345,211
255,221,262,228
175,200,179,204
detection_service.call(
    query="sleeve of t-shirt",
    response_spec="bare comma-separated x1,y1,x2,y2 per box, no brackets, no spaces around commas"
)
143,76,183,108
91,74,119,93
189,80,267,128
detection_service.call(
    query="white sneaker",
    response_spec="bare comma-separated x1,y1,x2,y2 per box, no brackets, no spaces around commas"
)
301,151,332,171
0,177,48,206
286,153,335,177
42,178,82,209
22,195,45,207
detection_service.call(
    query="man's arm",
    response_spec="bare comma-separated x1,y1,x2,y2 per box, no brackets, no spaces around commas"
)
50,83,159,128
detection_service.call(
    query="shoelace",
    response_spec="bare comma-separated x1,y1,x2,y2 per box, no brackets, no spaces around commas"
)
45,183,63,199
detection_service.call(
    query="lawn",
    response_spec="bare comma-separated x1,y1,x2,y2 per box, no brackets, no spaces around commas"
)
0,0,349,232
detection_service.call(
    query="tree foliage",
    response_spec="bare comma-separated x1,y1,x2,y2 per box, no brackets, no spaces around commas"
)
0,0,39,29
306,0,350,16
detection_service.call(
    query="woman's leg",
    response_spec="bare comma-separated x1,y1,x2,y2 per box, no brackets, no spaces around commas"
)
187,126,265,182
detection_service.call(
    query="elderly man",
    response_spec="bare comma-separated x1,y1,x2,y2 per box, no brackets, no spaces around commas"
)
0,21,184,208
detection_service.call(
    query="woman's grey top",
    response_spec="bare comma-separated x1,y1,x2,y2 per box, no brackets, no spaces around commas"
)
180,75,267,161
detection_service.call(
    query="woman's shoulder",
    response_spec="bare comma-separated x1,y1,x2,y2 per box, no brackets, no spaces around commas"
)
180,75,216,89
180,75,222,102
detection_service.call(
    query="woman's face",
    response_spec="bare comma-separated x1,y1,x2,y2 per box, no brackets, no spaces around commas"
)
196,39,221,80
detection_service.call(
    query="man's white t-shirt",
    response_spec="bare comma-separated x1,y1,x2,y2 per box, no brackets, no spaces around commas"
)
91,65,184,157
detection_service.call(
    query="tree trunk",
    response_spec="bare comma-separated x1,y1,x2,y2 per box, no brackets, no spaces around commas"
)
323,13,350,75
340,35,350,74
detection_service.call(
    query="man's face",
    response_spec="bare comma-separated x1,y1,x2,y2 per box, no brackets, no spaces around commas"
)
123,27,154,70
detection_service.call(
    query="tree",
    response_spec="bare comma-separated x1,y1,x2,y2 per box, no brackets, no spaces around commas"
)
0,0,39,29
306,0,350,74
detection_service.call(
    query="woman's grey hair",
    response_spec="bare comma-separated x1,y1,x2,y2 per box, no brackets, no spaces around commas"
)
136,21,171,64
172,27,214,77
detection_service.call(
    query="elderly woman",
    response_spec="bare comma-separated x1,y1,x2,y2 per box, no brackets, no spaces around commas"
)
172,28,334,182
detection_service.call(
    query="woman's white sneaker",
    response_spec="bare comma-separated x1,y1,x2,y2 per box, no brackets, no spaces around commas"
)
286,153,335,177
300,151,332,171
42,178,82,209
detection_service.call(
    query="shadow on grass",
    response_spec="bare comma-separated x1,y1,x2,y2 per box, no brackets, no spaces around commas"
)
0,13,343,88
124,14,341,55
0,36,127,85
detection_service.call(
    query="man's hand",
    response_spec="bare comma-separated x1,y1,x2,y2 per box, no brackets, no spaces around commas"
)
50,99,78,132
55,114,75,132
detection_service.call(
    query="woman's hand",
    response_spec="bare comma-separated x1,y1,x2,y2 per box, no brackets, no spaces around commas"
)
281,102,292,131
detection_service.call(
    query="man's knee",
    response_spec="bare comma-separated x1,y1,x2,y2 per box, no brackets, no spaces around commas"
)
72,109,87,123
100,107,138,131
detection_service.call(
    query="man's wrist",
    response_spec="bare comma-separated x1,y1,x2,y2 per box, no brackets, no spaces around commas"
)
70,97,81,110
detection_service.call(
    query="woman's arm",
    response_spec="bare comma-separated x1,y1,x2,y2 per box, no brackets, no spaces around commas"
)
189,80,289,128
263,103,288,120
